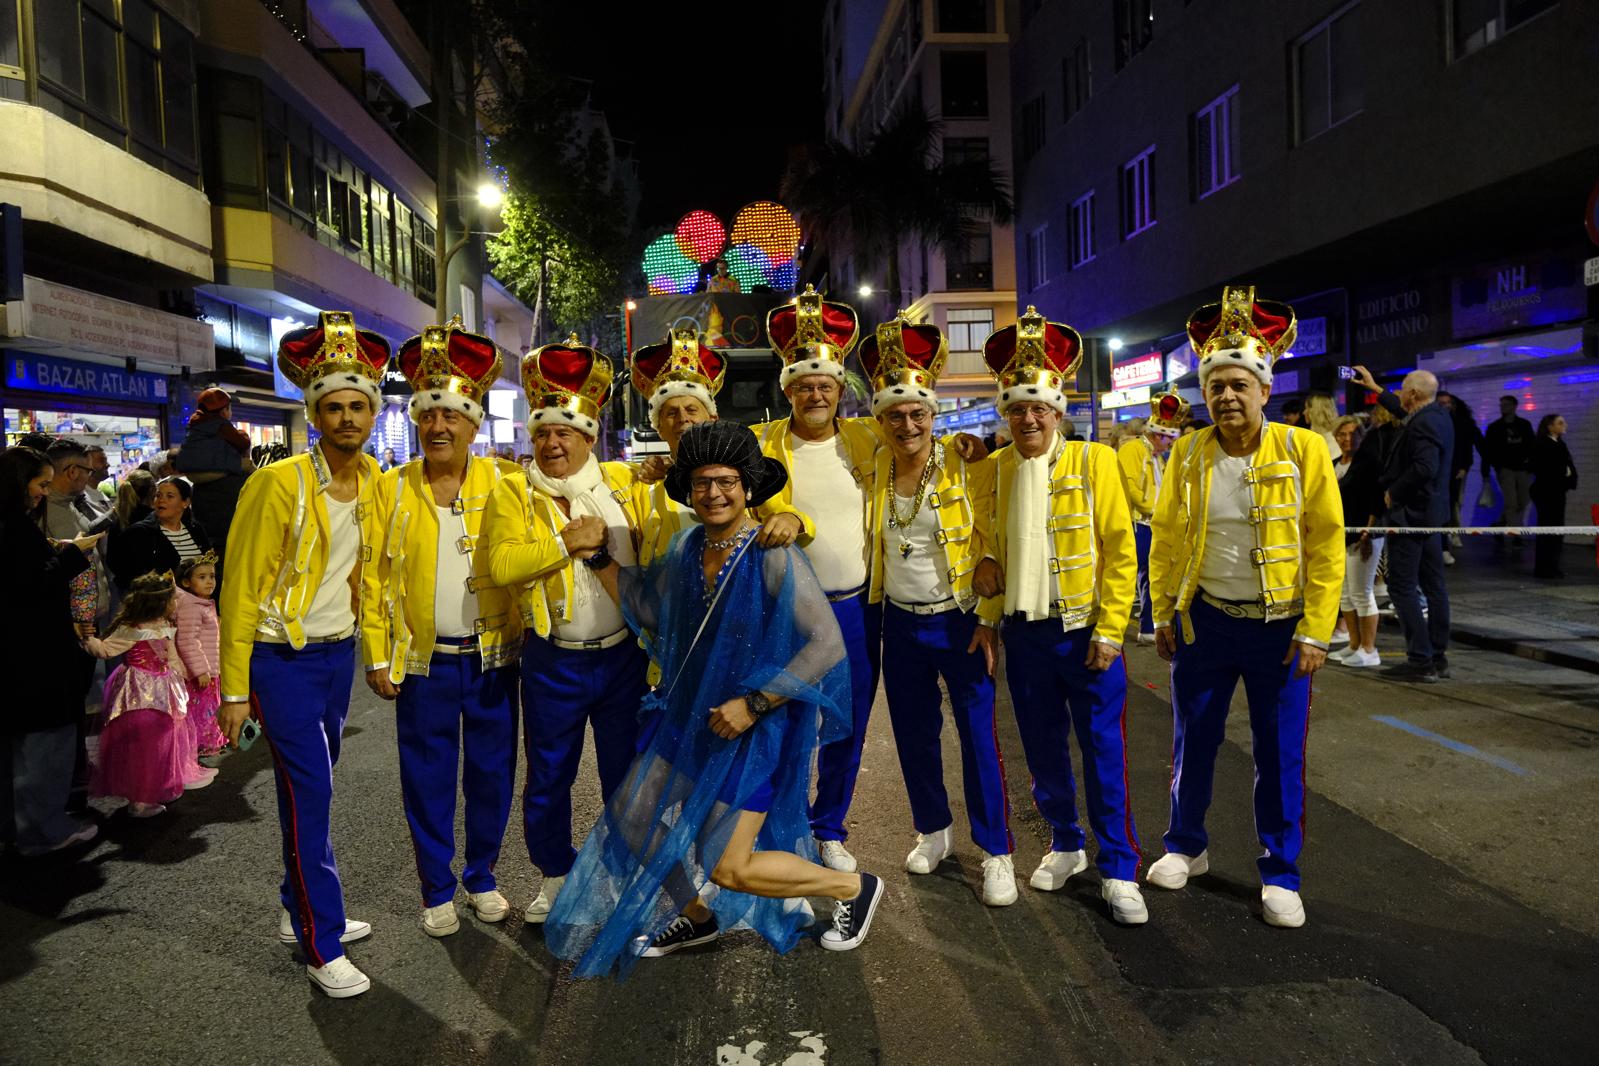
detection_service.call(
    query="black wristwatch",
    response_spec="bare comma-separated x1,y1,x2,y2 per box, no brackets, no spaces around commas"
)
582,547,612,570
743,690,772,717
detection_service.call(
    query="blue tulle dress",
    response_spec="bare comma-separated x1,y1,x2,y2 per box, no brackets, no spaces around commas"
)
545,527,850,979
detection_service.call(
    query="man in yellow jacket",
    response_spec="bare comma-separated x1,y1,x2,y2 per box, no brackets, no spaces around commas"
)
217,310,388,998
1118,391,1185,644
481,337,648,925
359,318,523,939
973,308,1146,925
1145,286,1344,930
861,314,1015,907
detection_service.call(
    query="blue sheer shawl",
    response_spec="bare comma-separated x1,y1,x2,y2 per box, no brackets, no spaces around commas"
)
544,526,851,979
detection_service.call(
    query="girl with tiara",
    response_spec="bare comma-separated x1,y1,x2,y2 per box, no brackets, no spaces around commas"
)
173,552,226,760
84,571,203,816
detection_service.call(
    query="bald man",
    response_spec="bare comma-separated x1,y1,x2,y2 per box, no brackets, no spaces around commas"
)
1357,367,1454,683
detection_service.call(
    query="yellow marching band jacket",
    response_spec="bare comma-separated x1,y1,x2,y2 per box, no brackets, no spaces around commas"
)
360,456,524,682
991,439,1138,647
1148,423,1345,648
219,446,386,703
1116,435,1161,523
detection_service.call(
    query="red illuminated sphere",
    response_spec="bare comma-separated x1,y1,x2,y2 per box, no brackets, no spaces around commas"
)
674,210,727,265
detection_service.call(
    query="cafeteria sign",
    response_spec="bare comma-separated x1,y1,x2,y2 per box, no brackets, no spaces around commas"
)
6,351,169,402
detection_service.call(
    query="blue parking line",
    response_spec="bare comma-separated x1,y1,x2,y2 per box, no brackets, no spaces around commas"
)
1370,715,1533,777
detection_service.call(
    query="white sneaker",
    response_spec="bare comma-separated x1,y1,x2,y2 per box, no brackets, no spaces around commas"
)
422,902,460,937
1442,550,1456,566
1102,879,1149,925
1344,648,1382,668
467,890,510,923
1146,850,1208,890
904,827,952,874
1262,885,1306,928
1029,849,1088,891
980,852,1018,907
523,875,565,923
1328,646,1356,663
818,839,858,873
306,956,370,998
278,908,372,945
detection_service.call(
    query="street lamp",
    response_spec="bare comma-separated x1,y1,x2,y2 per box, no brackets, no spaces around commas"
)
1109,337,1124,351
434,177,508,319
857,284,873,299
476,182,504,211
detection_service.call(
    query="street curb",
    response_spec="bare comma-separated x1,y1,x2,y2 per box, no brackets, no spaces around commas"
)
1448,626,1599,675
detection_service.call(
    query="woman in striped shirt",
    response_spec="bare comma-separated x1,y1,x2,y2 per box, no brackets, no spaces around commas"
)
108,476,213,593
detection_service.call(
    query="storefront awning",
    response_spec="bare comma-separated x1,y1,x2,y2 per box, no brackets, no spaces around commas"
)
0,275,215,374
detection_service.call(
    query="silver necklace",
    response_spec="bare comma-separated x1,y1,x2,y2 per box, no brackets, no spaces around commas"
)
704,521,755,551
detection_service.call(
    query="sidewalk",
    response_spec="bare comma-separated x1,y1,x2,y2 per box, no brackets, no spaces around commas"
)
1411,537,1599,673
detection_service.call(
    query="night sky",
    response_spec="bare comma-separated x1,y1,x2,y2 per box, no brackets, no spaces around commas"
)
535,3,825,232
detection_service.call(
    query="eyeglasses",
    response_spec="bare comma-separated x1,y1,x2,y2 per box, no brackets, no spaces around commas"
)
790,382,838,397
1005,405,1056,421
882,409,929,427
68,464,93,475
690,475,743,495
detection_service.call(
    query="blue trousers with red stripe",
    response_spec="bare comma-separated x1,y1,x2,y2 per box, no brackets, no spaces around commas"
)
396,652,518,907
521,636,646,878
1003,619,1141,881
809,596,881,842
1134,524,1155,635
253,637,356,968
1166,596,1313,889
881,604,1012,857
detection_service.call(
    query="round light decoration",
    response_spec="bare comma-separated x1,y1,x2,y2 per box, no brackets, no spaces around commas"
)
643,233,700,295
730,201,800,267
640,202,803,295
674,210,727,264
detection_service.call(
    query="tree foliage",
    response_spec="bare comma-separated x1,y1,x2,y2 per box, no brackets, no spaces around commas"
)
782,106,1014,306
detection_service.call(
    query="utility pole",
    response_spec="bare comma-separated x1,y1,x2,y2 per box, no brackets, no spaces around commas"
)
431,4,452,321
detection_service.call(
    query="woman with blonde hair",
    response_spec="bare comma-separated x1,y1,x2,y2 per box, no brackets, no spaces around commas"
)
1304,392,1341,459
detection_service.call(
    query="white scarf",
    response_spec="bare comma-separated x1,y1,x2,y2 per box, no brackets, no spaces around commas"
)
1004,435,1058,622
525,454,637,610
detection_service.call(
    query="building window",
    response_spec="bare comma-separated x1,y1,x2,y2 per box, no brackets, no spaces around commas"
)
1193,85,1241,199
1295,2,1363,144
947,230,992,290
33,0,199,179
1452,0,1557,58
414,216,437,301
937,0,992,33
1026,225,1050,291
940,51,988,118
1062,38,1092,122
943,136,989,167
946,307,994,352
1068,192,1095,268
1120,145,1157,239
1114,0,1154,70
1019,95,1046,161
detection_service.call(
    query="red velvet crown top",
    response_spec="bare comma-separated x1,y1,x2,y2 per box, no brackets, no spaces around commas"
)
277,310,390,387
630,330,726,398
860,321,947,380
767,285,860,356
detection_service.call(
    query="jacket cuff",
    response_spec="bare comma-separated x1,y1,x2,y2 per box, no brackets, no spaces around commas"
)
1090,633,1123,651
1292,634,1330,651
222,693,249,704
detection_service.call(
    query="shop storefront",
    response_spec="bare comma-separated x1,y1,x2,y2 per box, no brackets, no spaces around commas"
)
2,350,171,476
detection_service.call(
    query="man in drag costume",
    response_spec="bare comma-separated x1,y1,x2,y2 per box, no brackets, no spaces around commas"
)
544,420,886,977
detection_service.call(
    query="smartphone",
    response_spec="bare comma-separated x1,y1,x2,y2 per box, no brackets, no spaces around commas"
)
237,717,261,752
1337,365,1357,380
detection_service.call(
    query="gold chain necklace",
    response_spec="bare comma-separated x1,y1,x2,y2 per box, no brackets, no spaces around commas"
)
887,453,938,559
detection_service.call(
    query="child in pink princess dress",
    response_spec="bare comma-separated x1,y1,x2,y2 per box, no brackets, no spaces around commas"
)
174,553,225,760
84,571,208,817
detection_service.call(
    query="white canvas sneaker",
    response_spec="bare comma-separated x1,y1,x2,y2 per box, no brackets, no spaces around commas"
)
904,827,952,874
524,875,565,923
1344,648,1382,668
818,839,858,873
1029,849,1088,891
422,902,459,937
1262,885,1306,928
1146,850,1209,890
278,909,372,945
980,852,1018,907
306,956,370,998
1102,879,1149,925
468,890,510,923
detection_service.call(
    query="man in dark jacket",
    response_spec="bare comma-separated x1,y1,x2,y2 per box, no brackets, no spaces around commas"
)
1356,367,1454,682
1483,395,1535,531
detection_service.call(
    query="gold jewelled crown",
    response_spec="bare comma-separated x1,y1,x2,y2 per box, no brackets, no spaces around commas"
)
630,326,727,400
276,310,391,402
522,333,614,432
1147,389,1190,434
398,314,502,411
767,284,860,381
861,311,948,397
982,305,1083,398
1187,286,1297,363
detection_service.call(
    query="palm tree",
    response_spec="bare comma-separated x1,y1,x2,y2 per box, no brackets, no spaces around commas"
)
782,105,1014,310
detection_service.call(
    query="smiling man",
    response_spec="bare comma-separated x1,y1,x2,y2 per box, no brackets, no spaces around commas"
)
218,310,389,997
1145,287,1344,930
972,308,1145,925
360,318,523,939
483,336,647,926
861,314,1014,907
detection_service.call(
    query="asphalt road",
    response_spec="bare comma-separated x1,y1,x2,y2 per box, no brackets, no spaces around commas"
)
3,634,1596,1066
